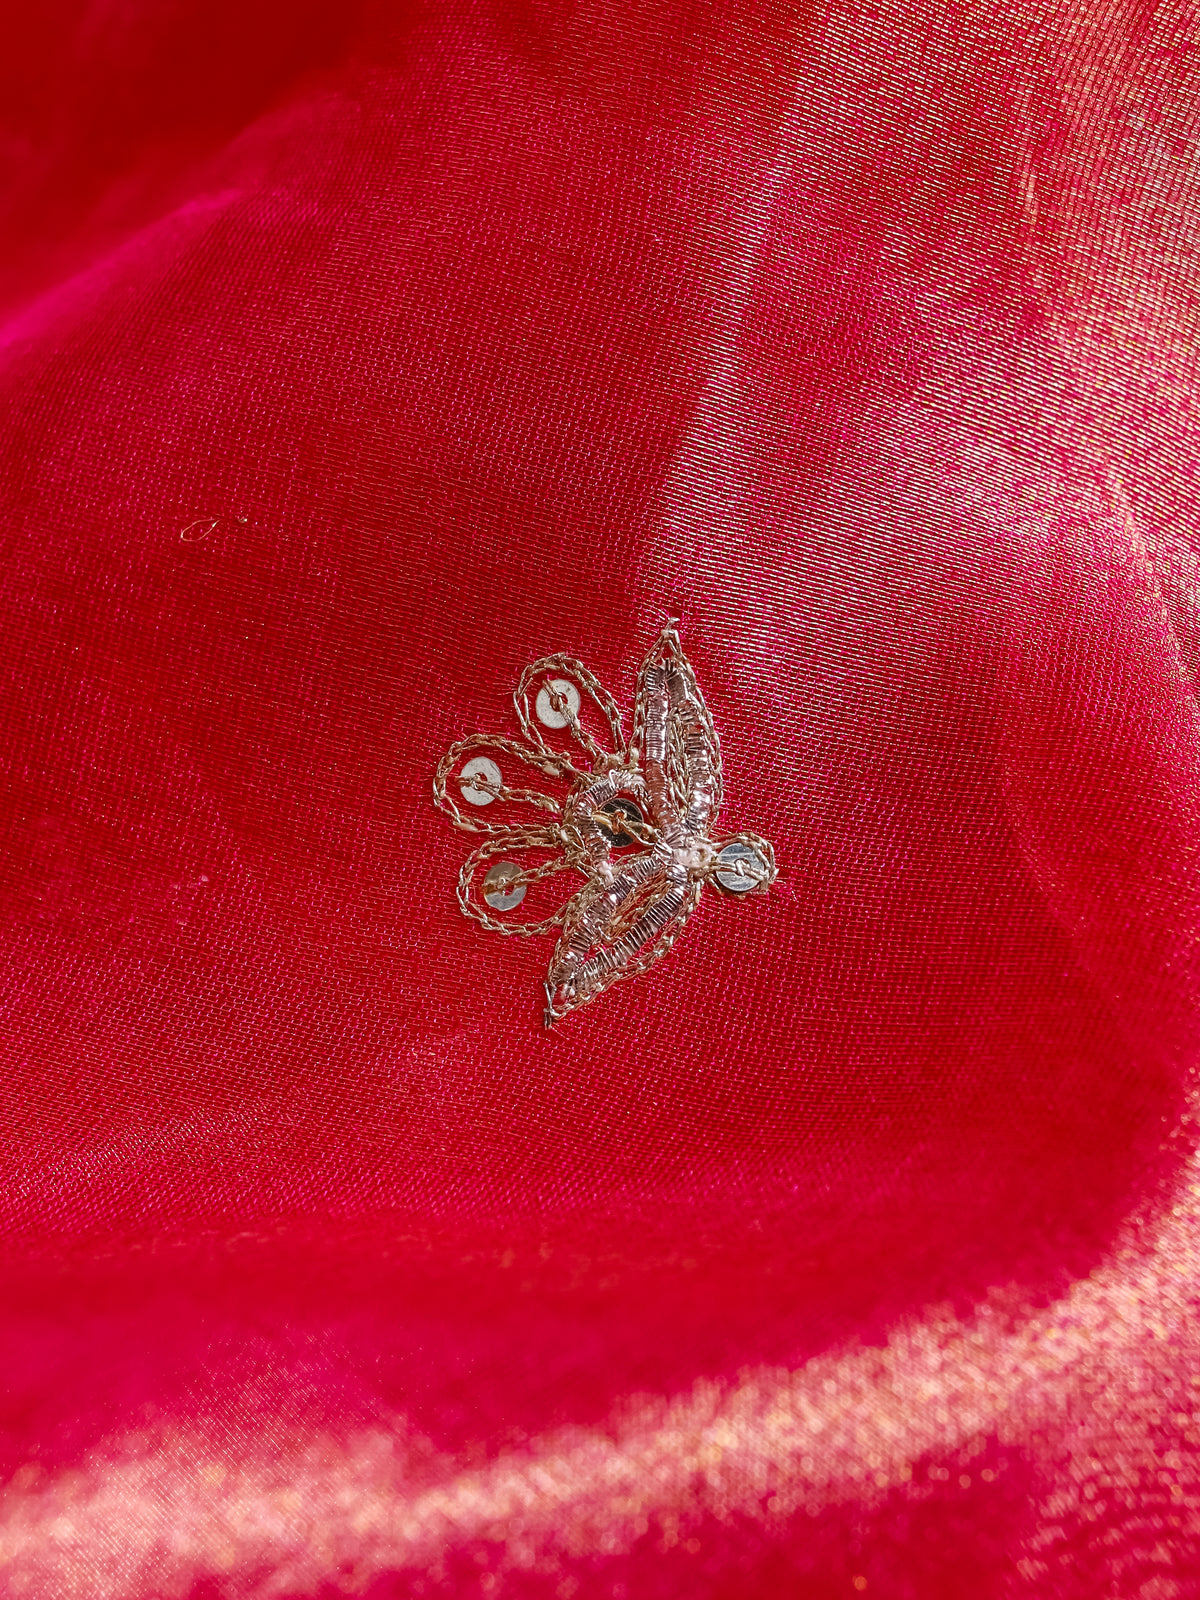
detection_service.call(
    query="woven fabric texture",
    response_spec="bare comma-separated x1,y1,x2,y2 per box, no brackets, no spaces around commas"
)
1,1,1199,1595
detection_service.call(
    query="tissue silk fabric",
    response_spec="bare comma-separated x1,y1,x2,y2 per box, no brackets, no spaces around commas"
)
0,0,1198,1595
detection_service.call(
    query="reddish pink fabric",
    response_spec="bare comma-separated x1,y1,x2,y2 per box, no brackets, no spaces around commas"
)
2,1,1199,1594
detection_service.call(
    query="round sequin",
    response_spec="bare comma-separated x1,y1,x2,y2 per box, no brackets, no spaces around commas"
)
599,798,644,849
460,755,503,806
535,678,581,729
483,861,526,911
715,840,766,894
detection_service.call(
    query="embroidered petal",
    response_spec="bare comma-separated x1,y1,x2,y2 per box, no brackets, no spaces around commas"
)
456,827,584,937
433,734,573,834
543,859,702,1023
632,624,723,835
513,654,625,765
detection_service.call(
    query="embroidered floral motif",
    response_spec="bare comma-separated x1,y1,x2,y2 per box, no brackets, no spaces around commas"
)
433,623,776,1025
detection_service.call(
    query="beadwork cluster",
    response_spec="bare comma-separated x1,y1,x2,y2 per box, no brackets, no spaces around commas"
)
433,623,776,1024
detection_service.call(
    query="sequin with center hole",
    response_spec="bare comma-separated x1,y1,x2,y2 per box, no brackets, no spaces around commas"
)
598,797,645,848
715,840,768,894
535,678,581,729
483,861,527,911
459,755,502,807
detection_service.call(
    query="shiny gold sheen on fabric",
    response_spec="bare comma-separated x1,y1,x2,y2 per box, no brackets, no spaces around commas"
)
1,1141,1198,1595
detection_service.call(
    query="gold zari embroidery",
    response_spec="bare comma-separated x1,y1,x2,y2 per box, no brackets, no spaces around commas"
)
433,623,776,1024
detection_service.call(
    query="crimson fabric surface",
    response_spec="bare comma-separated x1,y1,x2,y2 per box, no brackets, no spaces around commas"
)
1,0,1199,1594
